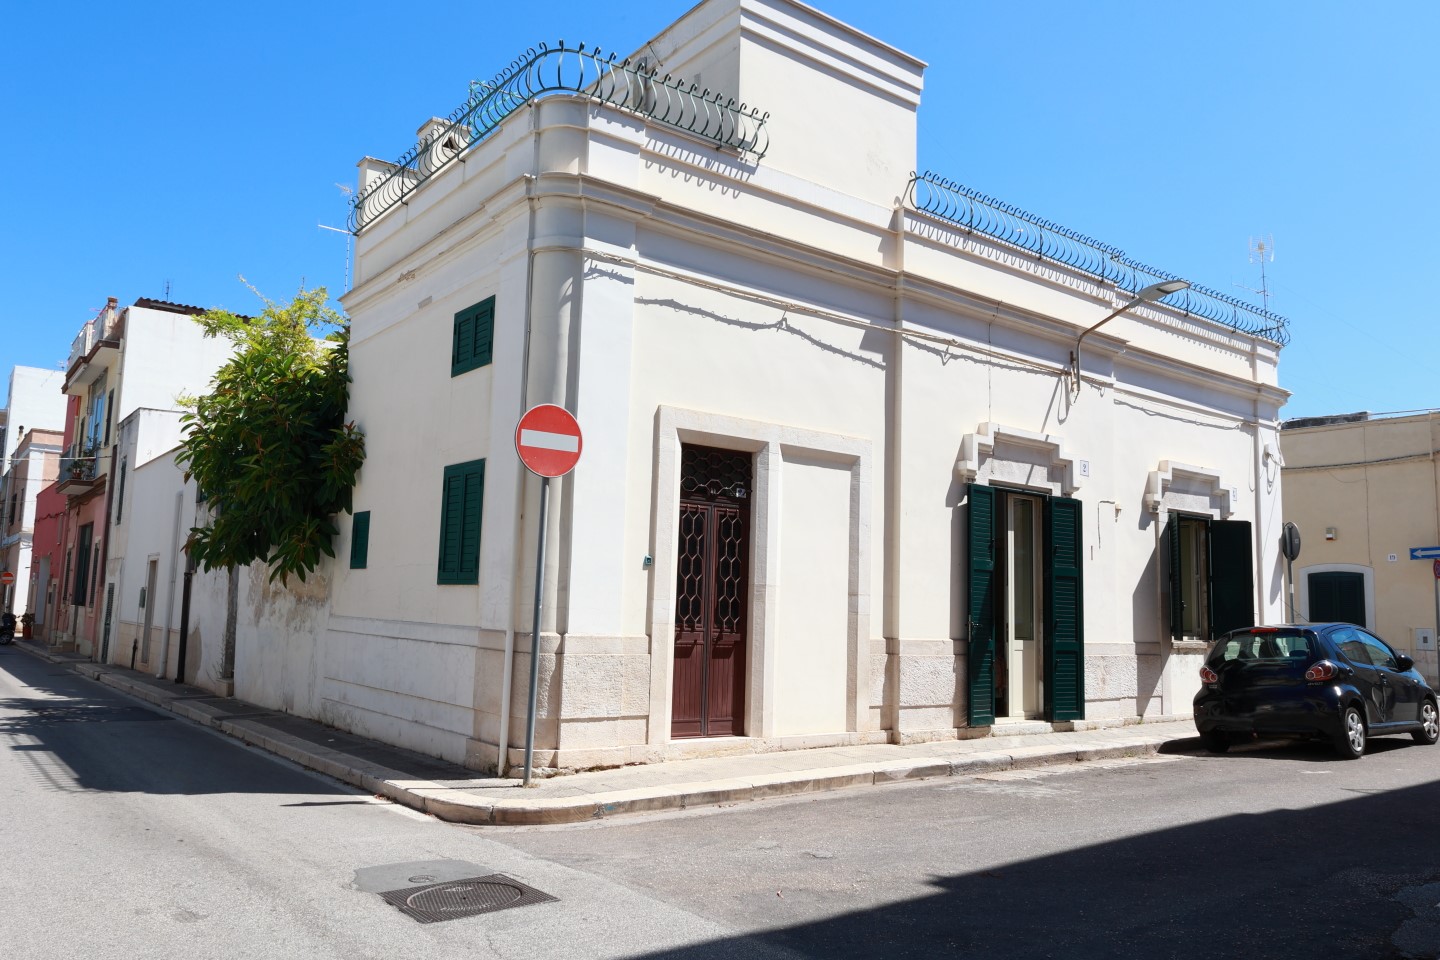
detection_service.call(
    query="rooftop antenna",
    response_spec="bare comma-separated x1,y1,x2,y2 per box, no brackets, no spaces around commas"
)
317,182,354,292
163,279,172,300
1235,235,1275,311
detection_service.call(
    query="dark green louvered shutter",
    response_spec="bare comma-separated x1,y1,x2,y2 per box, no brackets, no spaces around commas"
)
437,460,485,584
1208,519,1254,639
1045,495,1085,722
73,524,92,606
966,483,997,727
350,511,371,570
1308,571,1366,626
451,297,495,376
1166,514,1183,640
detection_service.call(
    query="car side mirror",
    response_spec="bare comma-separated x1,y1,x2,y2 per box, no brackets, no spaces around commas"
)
1396,654,1415,672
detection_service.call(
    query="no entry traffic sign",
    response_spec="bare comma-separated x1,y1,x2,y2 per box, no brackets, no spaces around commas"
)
0,571,13,586
514,404,583,478
514,403,583,785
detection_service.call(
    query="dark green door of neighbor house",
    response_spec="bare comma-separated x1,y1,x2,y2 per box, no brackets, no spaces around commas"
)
1309,571,1366,626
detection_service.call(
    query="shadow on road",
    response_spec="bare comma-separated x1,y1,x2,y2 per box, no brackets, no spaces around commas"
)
0,649,352,797
621,771,1440,960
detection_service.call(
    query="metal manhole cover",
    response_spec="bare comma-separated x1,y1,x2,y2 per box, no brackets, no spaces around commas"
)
379,874,556,923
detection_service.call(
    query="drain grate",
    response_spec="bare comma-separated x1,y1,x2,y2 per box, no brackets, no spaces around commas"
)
379,874,556,923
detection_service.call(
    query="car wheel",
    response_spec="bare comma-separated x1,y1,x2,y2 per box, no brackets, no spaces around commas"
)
1413,699,1440,745
1335,706,1367,759
1199,731,1230,753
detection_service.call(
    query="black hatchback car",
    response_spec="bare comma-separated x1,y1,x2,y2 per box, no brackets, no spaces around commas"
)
1194,623,1440,759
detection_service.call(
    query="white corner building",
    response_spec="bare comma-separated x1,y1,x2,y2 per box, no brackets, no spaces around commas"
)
311,0,1290,772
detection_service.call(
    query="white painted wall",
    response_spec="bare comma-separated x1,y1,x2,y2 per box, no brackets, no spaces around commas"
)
109,438,192,676
328,0,1290,769
2,366,67,466
773,452,852,736
113,305,235,421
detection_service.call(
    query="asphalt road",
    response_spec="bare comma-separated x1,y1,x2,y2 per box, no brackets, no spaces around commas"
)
5,645,1440,959
493,726,1440,958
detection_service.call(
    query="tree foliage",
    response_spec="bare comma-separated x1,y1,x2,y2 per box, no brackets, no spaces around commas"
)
178,286,365,583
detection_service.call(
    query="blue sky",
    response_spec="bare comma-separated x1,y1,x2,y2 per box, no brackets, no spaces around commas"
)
2,1,1435,419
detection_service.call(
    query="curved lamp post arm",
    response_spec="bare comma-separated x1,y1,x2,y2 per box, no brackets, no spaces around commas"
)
1069,279,1191,397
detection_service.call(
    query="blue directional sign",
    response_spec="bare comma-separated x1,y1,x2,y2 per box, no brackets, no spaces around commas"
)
1410,547,1440,560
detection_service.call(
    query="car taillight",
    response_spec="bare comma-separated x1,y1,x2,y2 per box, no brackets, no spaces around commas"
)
1305,660,1338,682
1199,665,1219,684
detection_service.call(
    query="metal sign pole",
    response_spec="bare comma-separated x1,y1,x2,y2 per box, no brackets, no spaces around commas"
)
522,476,550,787
1286,554,1294,621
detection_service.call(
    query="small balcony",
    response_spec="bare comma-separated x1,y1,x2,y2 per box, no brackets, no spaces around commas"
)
56,445,103,498
65,300,122,393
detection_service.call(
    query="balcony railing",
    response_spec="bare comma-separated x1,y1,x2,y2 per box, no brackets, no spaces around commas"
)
58,445,99,486
350,41,770,233
66,307,120,372
906,171,1290,346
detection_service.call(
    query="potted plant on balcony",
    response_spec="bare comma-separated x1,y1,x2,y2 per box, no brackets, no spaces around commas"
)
68,445,96,481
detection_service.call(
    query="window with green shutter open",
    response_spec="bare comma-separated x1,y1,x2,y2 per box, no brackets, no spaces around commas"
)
451,297,495,377
350,511,371,569
437,460,485,584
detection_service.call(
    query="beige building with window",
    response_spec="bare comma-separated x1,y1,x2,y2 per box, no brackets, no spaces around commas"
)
1279,411,1440,682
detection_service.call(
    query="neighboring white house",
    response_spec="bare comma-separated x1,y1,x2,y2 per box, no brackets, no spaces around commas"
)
106,408,190,673
48,297,236,659
0,365,68,615
219,0,1290,774
111,411,335,704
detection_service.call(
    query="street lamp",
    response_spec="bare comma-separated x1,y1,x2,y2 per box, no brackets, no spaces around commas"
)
1070,278,1192,396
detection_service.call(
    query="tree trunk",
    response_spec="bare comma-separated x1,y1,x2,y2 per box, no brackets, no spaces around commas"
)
222,563,238,680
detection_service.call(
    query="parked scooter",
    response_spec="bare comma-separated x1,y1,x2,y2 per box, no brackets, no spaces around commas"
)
0,611,16,645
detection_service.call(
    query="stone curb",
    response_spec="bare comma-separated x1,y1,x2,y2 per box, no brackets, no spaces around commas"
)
17,644,1205,826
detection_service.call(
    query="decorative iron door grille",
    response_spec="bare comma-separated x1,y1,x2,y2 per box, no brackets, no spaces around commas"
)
672,446,751,738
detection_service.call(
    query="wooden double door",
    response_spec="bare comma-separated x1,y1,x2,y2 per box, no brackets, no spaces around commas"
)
671,445,751,738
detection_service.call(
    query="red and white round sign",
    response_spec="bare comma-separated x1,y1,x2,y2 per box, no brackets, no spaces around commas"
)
515,404,583,478
0,571,13,586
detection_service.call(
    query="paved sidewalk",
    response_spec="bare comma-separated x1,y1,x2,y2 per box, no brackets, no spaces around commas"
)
14,639,1203,825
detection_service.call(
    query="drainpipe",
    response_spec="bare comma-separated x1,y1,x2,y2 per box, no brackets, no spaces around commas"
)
494,111,544,777
156,490,182,678
883,201,905,740
1251,382,1268,625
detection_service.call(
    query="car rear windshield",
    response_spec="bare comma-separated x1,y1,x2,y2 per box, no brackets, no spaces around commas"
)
1208,630,1315,665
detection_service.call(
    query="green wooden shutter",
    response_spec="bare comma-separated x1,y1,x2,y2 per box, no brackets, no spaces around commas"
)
437,460,485,584
451,296,495,377
966,483,997,727
1208,519,1254,639
1045,495,1085,722
451,312,474,375
350,511,371,570
471,297,494,367
1308,571,1366,625
1165,514,1183,640
73,524,92,606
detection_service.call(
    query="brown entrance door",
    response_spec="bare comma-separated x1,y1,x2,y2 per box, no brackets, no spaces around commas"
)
671,445,750,738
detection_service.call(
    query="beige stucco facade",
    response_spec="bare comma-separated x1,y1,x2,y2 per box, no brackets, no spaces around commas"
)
1279,411,1440,681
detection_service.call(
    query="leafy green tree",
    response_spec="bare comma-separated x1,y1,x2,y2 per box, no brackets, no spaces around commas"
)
178,286,365,583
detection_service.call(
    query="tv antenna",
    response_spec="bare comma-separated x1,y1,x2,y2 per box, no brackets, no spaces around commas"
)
317,182,354,291
163,279,172,299
1235,235,1274,311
